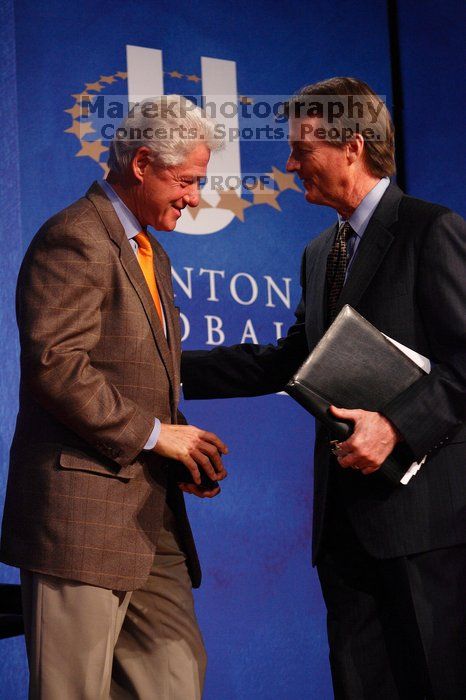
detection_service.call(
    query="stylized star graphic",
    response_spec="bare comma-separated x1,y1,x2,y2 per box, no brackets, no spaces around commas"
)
239,96,253,105
64,103,86,119
76,140,108,162
168,70,183,79
64,120,96,139
248,183,281,210
115,71,128,79
71,92,91,101
85,81,104,92
100,75,116,84
186,74,201,83
186,197,212,220
216,189,252,222
266,166,301,192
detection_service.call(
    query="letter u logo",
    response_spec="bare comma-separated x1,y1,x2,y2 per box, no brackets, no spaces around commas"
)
127,45,241,235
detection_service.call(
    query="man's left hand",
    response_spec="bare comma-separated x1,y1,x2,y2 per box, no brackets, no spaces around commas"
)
178,483,221,498
330,405,402,475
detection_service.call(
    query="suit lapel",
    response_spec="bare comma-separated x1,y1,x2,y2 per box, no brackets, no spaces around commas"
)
85,182,176,393
336,184,403,314
335,220,394,313
149,234,181,407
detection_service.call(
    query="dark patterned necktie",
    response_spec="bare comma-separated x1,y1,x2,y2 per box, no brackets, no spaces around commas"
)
326,221,355,324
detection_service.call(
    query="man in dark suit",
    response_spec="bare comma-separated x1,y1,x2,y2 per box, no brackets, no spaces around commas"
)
0,95,228,699
181,78,466,699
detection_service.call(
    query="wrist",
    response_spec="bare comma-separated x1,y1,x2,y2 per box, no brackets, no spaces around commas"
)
382,413,403,444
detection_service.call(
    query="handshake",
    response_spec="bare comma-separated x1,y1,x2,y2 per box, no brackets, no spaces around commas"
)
153,423,228,499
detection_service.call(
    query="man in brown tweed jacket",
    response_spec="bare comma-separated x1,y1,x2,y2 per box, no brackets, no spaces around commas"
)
0,96,227,699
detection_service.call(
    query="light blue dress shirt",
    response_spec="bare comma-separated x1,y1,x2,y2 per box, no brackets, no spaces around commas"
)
337,177,390,279
101,180,161,450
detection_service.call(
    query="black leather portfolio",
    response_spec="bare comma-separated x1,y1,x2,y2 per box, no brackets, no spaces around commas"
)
286,305,427,483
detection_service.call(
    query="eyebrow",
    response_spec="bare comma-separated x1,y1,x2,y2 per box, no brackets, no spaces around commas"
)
289,140,313,149
181,174,204,182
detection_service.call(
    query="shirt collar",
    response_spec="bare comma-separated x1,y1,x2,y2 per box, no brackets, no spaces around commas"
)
337,177,390,238
101,180,143,240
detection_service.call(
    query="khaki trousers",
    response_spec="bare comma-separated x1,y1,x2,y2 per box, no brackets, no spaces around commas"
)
20,504,206,700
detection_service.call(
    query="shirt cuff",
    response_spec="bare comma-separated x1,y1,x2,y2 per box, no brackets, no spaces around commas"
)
143,418,161,450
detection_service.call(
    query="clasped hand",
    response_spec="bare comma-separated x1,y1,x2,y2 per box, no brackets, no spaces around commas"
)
154,424,228,498
330,405,401,475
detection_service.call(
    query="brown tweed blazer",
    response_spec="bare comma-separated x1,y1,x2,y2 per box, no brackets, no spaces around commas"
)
0,182,201,591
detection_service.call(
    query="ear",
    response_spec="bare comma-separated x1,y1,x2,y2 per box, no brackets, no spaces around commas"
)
346,134,365,165
131,147,153,183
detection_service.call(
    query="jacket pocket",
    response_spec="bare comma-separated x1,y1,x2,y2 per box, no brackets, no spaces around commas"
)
59,446,135,480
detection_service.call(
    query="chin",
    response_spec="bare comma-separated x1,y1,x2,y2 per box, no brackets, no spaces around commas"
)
154,216,177,232
304,191,318,204
304,189,326,206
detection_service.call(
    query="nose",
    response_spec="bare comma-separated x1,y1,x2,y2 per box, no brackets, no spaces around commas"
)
286,155,299,172
185,185,200,208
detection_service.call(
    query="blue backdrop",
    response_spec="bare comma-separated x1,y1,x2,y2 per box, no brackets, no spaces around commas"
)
0,1,463,698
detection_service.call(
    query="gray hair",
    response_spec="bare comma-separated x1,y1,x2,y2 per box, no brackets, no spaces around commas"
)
108,94,223,173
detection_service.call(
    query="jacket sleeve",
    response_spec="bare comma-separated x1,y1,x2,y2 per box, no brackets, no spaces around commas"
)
181,248,310,399
382,210,466,459
17,220,154,468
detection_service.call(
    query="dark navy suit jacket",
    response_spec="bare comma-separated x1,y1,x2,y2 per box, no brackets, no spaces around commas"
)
182,184,466,563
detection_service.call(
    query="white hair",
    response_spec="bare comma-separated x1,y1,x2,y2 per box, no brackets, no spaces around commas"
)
107,94,223,173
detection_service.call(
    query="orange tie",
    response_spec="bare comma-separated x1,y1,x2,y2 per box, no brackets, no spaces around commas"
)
134,232,164,324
